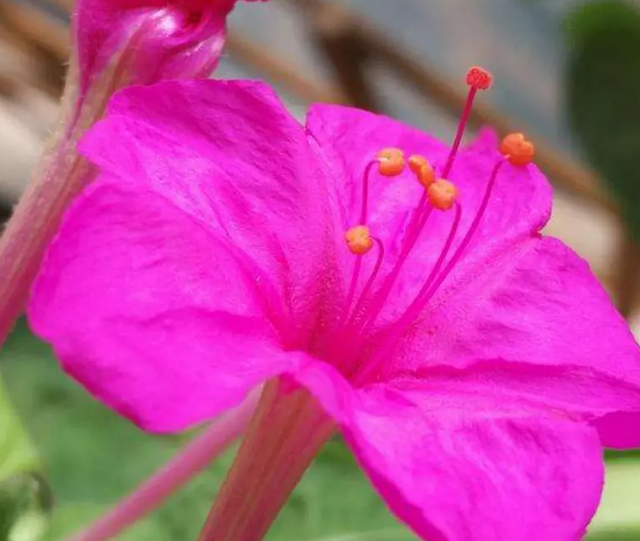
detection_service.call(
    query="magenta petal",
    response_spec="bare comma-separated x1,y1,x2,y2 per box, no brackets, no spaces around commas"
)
384,236,640,436
347,399,604,541
293,362,604,541
28,179,303,432
391,361,640,449
80,80,346,347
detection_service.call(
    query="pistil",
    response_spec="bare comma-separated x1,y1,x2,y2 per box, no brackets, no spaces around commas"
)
441,66,494,178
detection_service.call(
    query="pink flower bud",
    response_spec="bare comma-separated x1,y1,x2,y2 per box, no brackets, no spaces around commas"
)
75,0,266,95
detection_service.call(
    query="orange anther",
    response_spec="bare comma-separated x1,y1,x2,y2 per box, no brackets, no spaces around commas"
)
428,179,459,211
500,133,535,166
408,154,428,175
345,225,374,255
417,163,436,188
376,147,405,177
408,155,435,188
466,66,493,91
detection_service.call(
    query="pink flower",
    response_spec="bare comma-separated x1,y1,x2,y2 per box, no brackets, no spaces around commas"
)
74,0,267,95
28,71,640,541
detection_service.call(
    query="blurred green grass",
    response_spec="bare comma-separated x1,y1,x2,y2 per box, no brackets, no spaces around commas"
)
1,321,639,541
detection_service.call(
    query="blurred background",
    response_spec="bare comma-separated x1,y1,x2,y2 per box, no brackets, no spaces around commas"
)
1,0,640,539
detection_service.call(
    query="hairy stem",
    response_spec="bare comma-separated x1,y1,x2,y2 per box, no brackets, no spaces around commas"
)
0,60,89,344
0,29,149,346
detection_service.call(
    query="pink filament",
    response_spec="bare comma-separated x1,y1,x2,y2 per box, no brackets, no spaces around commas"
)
351,204,463,385
391,203,463,333
354,161,503,384
360,161,377,223
342,256,363,321
403,195,431,254
346,237,385,327
441,87,477,179
401,160,504,324
342,161,381,320
357,206,434,333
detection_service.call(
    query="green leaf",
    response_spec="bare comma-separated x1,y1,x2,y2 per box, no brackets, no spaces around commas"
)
0,379,38,483
0,378,50,541
586,459,640,540
565,1,640,242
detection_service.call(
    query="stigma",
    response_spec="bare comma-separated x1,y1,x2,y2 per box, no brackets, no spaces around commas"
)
466,66,494,90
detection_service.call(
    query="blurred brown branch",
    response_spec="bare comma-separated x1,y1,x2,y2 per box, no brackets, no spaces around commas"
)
286,0,615,214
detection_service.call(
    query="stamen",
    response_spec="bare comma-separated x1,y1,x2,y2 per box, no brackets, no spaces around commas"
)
376,148,405,177
358,149,406,225
427,179,458,211
500,133,535,166
400,160,505,325
345,225,374,255
441,66,494,178
408,154,428,175
403,155,434,253
408,155,435,189
343,229,379,323
342,148,399,327
341,69,510,383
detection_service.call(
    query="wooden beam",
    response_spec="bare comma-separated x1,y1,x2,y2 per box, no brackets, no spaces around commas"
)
613,229,640,317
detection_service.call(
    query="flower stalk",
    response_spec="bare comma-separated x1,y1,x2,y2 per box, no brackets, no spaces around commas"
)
197,381,334,541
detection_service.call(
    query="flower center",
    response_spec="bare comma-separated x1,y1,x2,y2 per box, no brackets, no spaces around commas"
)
339,67,535,380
